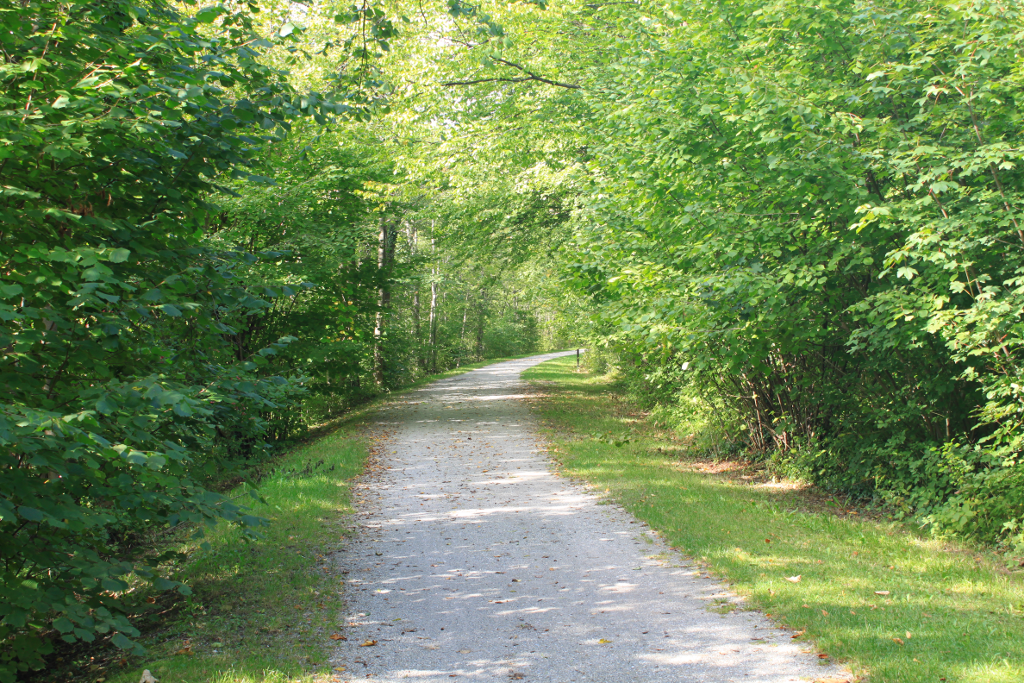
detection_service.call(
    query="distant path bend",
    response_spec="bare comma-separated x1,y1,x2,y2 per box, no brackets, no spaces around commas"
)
332,352,845,683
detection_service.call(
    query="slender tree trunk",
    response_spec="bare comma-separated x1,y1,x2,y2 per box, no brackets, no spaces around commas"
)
373,214,397,387
460,291,469,342
428,227,438,373
475,287,487,358
413,288,421,362
429,277,439,373
458,290,470,367
407,223,422,369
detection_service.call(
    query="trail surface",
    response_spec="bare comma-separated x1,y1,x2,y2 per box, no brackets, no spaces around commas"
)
332,352,846,682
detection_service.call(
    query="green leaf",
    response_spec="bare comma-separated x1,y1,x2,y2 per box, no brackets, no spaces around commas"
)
110,632,134,650
96,395,118,415
18,507,45,522
108,248,131,263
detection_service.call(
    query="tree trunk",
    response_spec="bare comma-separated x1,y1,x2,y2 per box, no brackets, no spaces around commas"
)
460,291,469,342
407,223,422,369
475,287,487,358
428,228,438,373
373,214,397,387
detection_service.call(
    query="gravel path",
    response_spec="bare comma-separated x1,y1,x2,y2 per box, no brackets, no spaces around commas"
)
331,352,847,682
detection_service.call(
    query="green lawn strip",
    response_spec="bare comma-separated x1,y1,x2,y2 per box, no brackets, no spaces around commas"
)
523,356,1024,683
104,429,367,683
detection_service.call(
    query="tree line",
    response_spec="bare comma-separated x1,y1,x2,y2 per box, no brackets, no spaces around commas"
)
2,0,1022,678
0,0,567,678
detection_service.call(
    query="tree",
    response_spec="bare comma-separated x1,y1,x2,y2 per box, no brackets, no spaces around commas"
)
0,1,346,676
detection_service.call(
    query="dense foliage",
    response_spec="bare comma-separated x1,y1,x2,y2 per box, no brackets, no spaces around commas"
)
570,0,1024,549
5,0,1022,677
0,1,562,676
0,0,375,678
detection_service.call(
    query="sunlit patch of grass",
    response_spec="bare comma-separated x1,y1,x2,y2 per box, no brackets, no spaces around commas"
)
101,430,367,683
524,355,1024,683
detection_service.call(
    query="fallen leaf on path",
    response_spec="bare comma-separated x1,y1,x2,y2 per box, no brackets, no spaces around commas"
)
817,653,829,659
334,667,346,672
458,649,471,654
360,640,378,647
785,575,801,583
329,634,347,641
791,630,805,639
598,638,612,644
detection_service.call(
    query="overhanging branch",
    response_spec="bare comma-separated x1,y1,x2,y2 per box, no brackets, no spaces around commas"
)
441,54,580,90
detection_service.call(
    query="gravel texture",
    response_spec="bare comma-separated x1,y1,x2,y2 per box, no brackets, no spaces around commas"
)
331,352,848,682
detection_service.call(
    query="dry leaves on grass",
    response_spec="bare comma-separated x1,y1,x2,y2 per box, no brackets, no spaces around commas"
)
785,575,801,583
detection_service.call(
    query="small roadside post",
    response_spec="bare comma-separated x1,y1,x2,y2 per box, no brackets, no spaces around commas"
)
576,348,580,370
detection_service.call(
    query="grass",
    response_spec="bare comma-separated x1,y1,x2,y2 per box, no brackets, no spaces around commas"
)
99,428,368,683
523,355,1024,683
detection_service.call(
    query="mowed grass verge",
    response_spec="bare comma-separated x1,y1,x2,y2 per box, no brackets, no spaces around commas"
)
523,356,1024,683
104,430,368,683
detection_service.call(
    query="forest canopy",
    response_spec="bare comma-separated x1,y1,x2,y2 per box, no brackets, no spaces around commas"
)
1,0,1022,678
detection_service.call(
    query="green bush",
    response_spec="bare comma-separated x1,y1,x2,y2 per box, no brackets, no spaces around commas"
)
0,2,340,678
574,0,1024,548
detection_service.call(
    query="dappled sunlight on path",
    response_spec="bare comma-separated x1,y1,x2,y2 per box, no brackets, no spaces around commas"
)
330,352,848,682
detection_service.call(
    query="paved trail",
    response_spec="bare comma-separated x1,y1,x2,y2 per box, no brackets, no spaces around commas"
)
332,352,846,682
